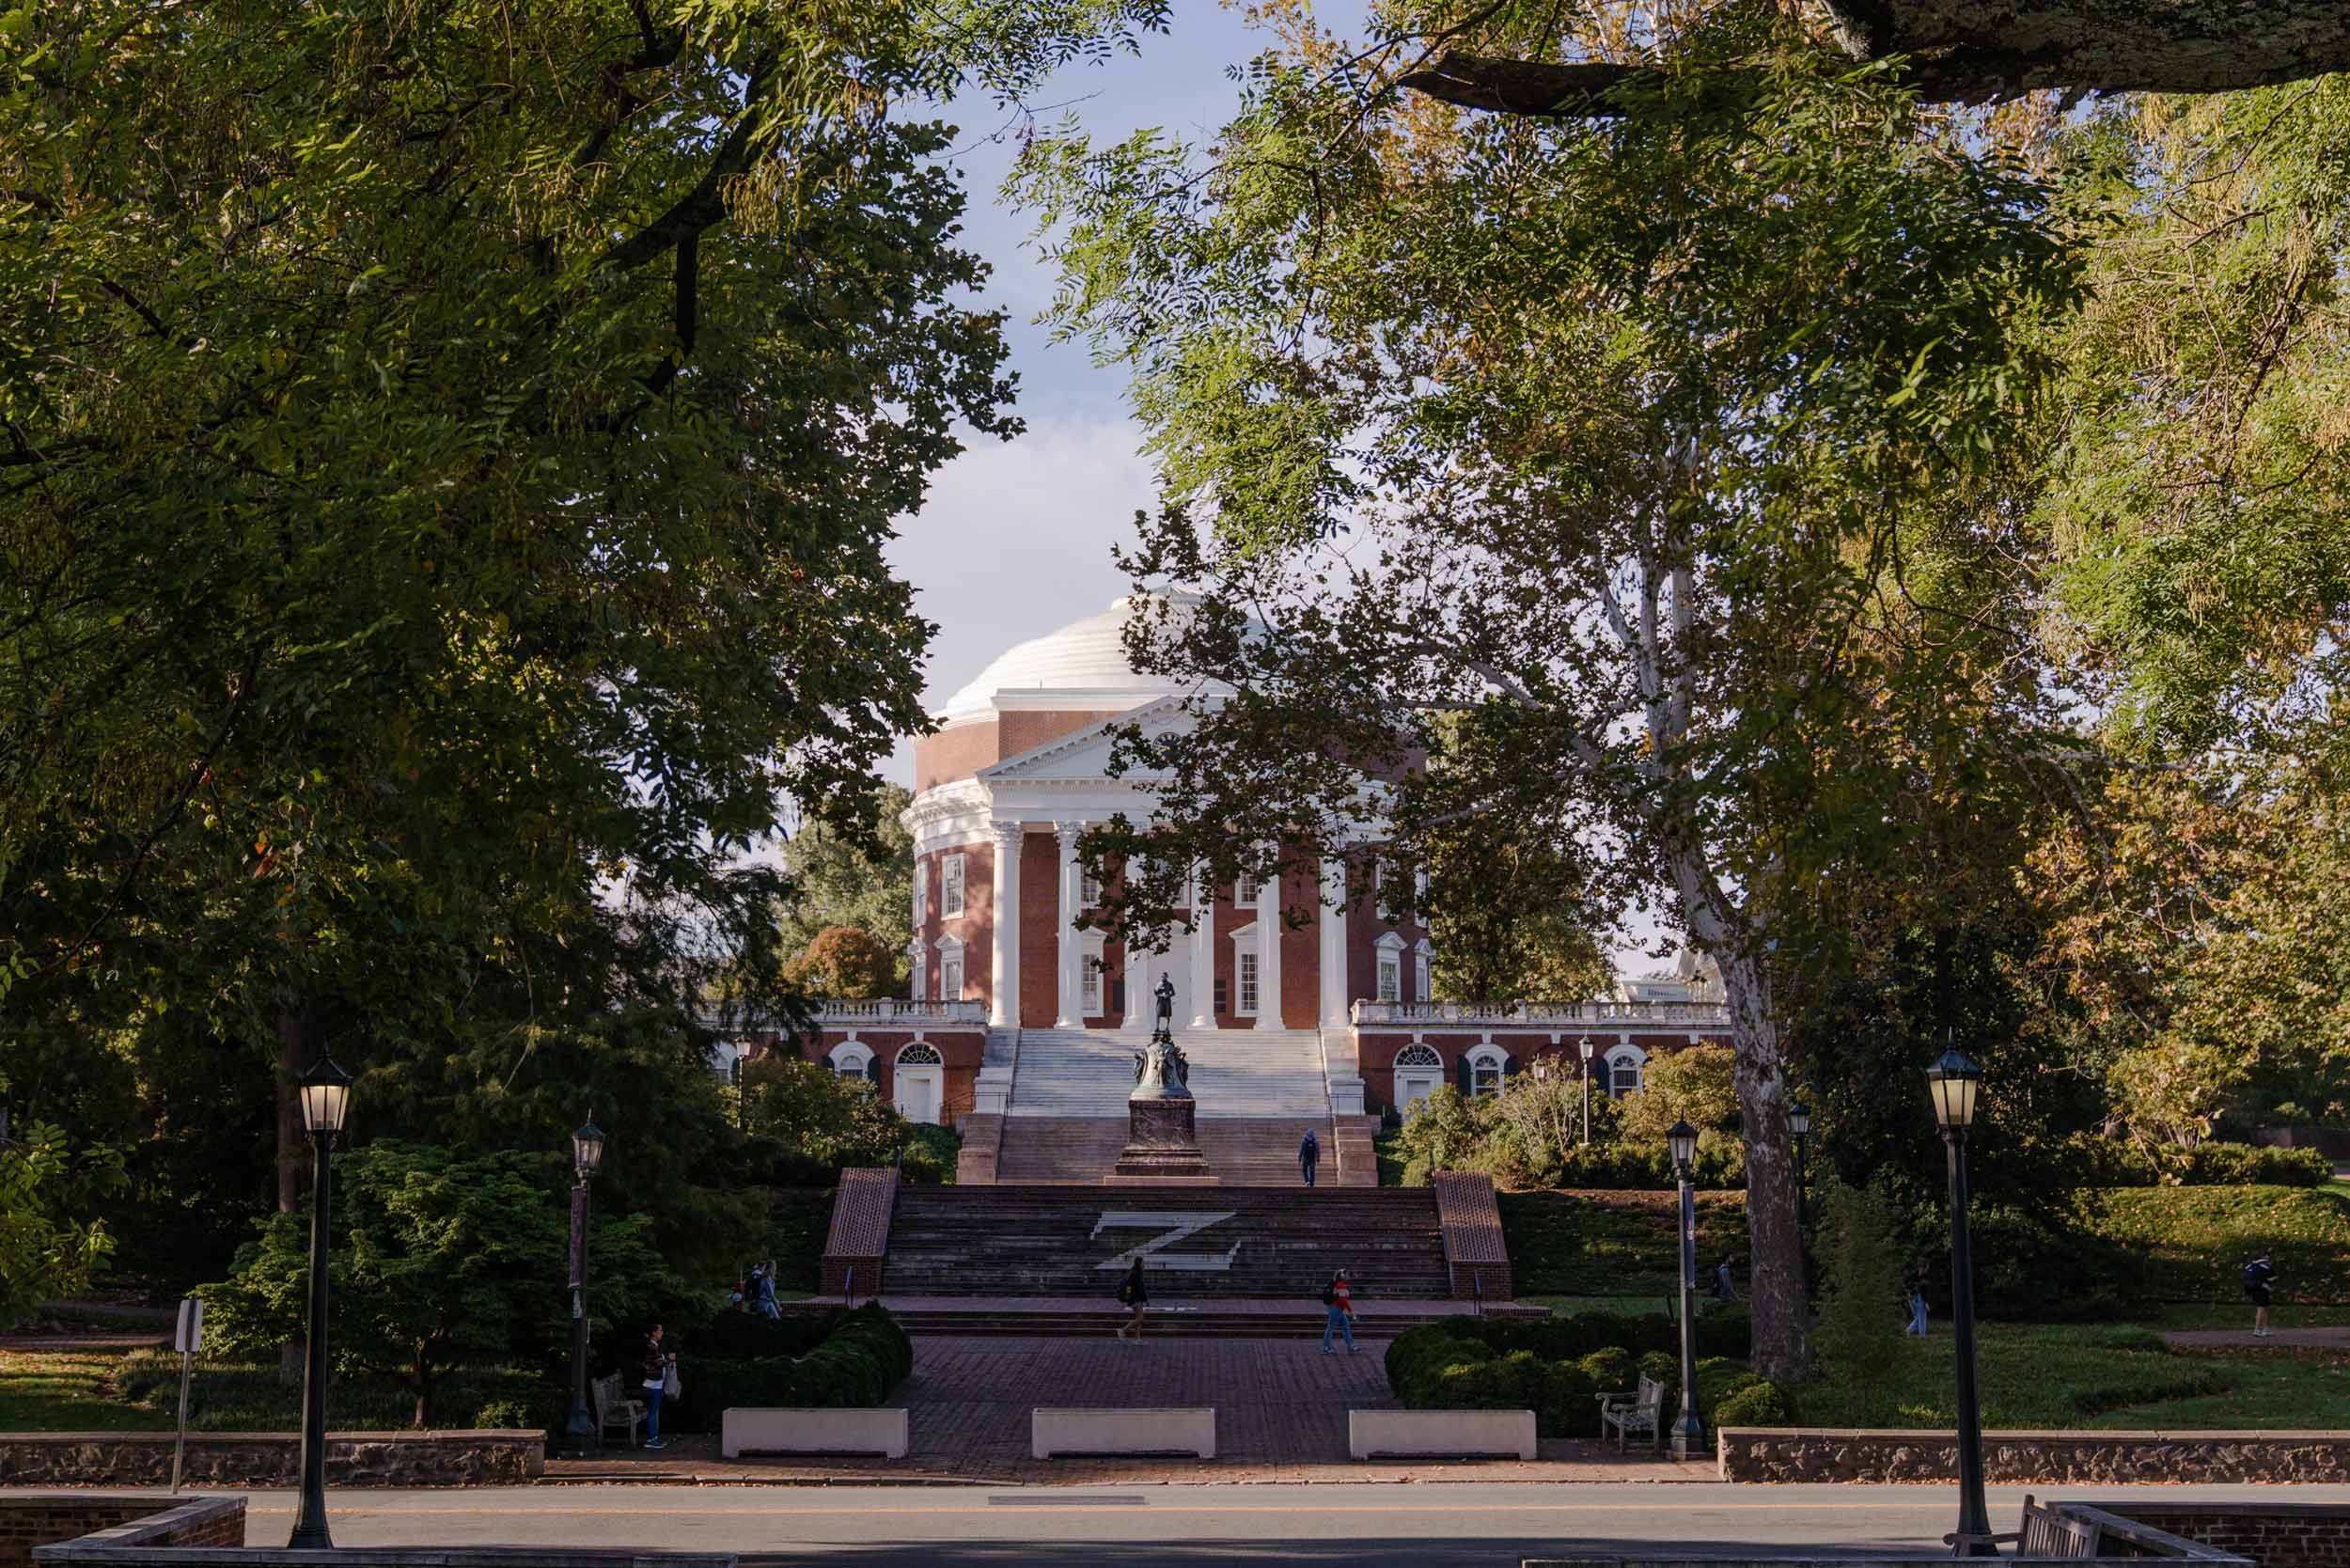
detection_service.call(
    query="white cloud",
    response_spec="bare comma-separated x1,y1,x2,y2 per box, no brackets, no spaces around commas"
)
883,414,1158,783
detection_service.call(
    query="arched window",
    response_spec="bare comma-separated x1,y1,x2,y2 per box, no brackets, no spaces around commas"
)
1392,1042,1444,1113
828,1042,874,1081
896,1042,943,1066
1606,1044,1648,1097
1465,1043,1508,1099
1394,1043,1441,1068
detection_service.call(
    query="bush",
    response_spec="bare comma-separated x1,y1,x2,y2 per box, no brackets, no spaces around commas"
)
2065,1137,2332,1189
624,1302,914,1435
1712,1379,1795,1428
2087,1184,2350,1304
474,1398,538,1431
899,1125,962,1185
1497,1190,1753,1296
1576,1345,1637,1393
1812,1180,1906,1423
1386,1309,1759,1440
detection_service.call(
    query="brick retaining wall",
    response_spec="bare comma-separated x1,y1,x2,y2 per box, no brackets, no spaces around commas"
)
2100,1502,2350,1567
3,1497,243,1567
1717,1428,2350,1484
0,1431,542,1488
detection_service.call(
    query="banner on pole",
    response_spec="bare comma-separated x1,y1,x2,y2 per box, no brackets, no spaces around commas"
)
568,1185,587,1289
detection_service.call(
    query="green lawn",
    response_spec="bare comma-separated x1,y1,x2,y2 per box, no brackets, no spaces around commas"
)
0,1344,554,1434
1790,1323,2350,1432
1499,1189,1752,1296
2087,1184,2350,1304
0,1348,170,1432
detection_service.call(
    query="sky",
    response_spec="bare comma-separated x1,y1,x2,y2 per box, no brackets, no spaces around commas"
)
879,6,1337,779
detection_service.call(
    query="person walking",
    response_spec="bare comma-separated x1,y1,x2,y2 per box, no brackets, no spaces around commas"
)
1298,1126,1321,1188
1904,1272,1930,1337
641,1323,676,1450
1712,1255,1739,1305
753,1262,780,1319
2245,1249,2276,1337
1115,1259,1149,1342
1321,1269,1357,1354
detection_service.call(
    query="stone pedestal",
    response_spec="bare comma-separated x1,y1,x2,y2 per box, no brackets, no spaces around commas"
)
1114,1095,1214,1181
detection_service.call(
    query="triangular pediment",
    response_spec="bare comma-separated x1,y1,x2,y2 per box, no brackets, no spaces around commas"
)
978,695,1196,783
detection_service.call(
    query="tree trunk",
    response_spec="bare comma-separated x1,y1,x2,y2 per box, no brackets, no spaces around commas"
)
414,1341,431,1430
1669,858,1810,1384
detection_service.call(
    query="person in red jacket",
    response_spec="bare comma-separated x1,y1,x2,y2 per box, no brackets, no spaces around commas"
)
1321,1270,1357,1354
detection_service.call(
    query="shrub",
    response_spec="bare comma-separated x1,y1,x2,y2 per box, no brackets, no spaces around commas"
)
1712,1379,1795,1428
1694,1305,1753,1359
1536,1359,1600,1438
1576,1346,1637,1392
899,1125,962,1185
474,1398,538,1431
1812,1180,1907,1422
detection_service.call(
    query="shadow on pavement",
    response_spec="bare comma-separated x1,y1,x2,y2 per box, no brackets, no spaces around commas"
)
740,1535,1930,1567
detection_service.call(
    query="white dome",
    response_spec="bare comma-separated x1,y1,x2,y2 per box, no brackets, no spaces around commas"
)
938,593,1198,724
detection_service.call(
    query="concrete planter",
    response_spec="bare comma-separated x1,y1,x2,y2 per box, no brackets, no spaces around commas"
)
720,1408,908,1459
1348,1409,1536,1460
1031,1407,1215,1459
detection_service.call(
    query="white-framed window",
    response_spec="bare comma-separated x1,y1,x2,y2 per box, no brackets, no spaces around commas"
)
1466,1043,1508,1099
1413,938,1433,1004
913,864,926,925
1606,1044,1648,1097
1081,864,1103,907
941,851,964,917
907,940,925,1002
897,1042,943,1065
1080,932,1107,1014
1375,932,1405,1002
1237,949,1261,1015
828,1041,874,1080
1236,870,1260,903
935,933,964,1001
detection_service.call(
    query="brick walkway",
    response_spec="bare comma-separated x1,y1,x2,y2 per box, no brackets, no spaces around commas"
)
544,1334,1712,1486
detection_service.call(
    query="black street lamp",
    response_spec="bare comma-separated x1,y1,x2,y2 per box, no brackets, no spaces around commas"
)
1667,1118,1703,1461
564,1114,607,1447
1788,1100,1812,1234
288,1053,352,1551
1927,1041,1997,1559
1577,1037,1595,1144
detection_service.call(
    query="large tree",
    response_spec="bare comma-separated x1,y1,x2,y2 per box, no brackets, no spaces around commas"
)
0,1,1160,1228
1025,3,2076,1378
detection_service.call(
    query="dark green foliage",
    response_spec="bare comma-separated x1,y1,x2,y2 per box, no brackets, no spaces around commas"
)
1711,1378,1797,1428
899,1125,964,1185
653,1303,912,1435
1497,1191,1752,1296
1812,1180,1908,1417
2075,1139,2334,1188
2088,1185,2350,1304
763,1189,837,1294
1386,1307,1754,1438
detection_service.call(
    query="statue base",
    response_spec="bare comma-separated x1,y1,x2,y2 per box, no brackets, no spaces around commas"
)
1114,1095,1213,1180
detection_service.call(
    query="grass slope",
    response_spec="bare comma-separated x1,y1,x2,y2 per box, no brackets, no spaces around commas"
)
1499,1189,1752,1297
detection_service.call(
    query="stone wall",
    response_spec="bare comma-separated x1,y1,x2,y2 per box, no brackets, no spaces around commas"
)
2099,1502,2350,1567
3,1497,243,1568
1717,1428,2350,1484
0,1432,542,1489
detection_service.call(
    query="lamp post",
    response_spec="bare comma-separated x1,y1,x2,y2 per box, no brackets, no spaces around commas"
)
1927,1042,1997,1559
1788,1100,1811,1234
287,1054,352,1551
563,1114,606,1447
1577,1037,1595,1144
1667,1118,1703,1461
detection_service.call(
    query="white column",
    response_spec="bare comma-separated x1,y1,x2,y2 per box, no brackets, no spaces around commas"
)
1055,822,1083,1027
1254,858,1283,1031
1319,855,1350,1029
1188,861,1216,1029
988,822,1022,1028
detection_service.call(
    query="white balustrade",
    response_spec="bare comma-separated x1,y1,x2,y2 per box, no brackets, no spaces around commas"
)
1349,998,1729,1028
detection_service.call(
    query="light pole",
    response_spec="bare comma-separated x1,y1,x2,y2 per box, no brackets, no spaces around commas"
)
1668,1118,1703,1461
1927,1042,1997,1559
1788,1100,1811,1234
563,1114,606,1447
1577,1037,1595,1144
288,1053,352,1551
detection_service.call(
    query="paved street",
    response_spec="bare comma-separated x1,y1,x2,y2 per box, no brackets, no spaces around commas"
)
211,1482,2350,1566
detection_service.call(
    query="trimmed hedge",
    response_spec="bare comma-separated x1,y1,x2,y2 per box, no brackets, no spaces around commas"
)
1384,1308,1789,1438
2069,1137,2332,1189
2085,1184,2350,1304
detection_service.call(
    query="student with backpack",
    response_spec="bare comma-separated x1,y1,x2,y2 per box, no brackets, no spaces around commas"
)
1321,1269,1357,1354
1115,1259,1149,1341
2245,1250,2276,1337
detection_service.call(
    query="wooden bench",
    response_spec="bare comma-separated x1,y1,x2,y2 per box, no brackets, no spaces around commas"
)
1597,1374,1664,1452
592,1372,646,1448
2013,1494,2103,1558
